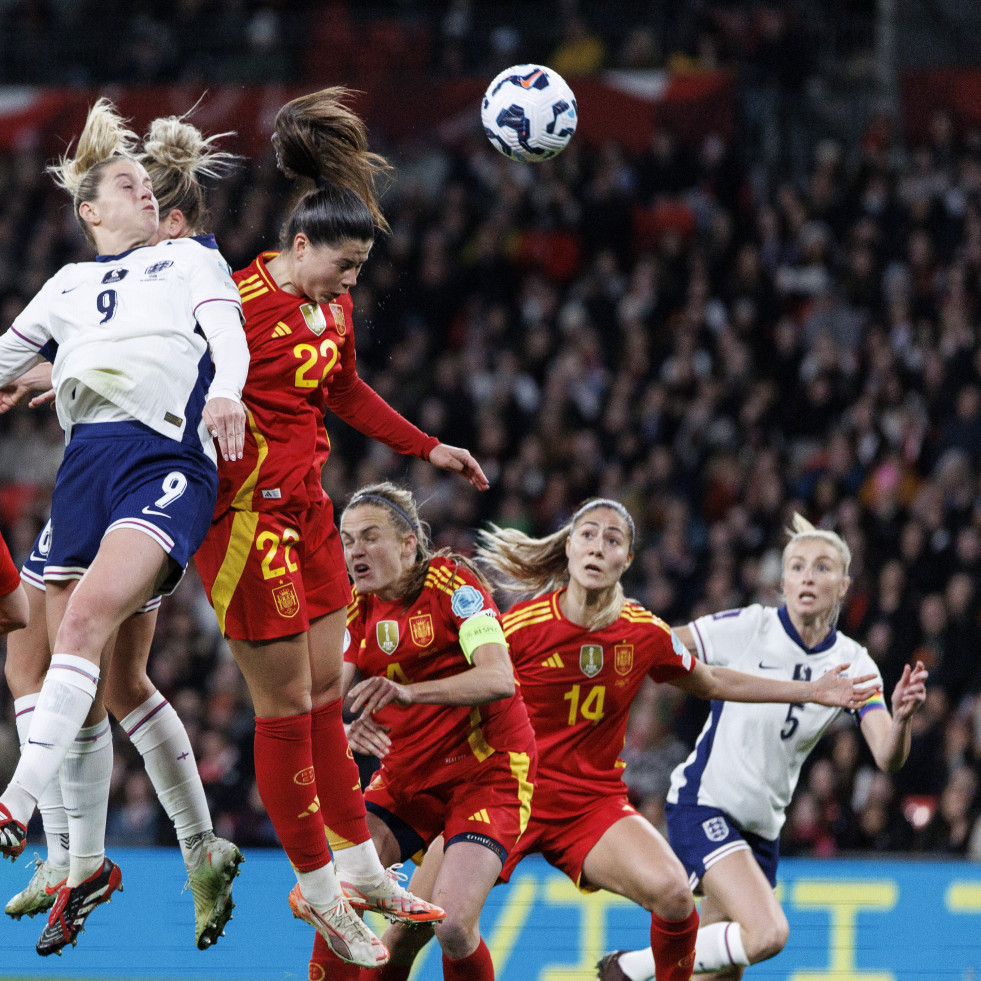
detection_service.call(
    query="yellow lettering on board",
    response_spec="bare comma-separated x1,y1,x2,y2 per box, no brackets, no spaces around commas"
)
537,876,633,981
487,875,538,977
789,880,897,981
947,881,981,912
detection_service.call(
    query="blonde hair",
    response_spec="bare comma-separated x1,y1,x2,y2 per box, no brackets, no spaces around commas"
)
477,498,636,631
139,111,237,233
781,512,852,575
272,86,394,243
47,98,141,243
342,482,487,604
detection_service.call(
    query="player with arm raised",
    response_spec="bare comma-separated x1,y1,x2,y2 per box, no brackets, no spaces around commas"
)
193,88,485,970
599,514,927,981
360,501,879,981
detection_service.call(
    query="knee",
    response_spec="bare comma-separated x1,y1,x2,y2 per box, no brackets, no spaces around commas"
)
4,657,45,700
744,916,789,964
648,873,695,922
434,916,479,961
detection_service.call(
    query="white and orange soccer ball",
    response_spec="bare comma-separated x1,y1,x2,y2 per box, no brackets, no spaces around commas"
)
481,64,578,163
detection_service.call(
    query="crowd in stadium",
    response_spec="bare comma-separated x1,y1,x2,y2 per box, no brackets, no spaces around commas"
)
0,0,979,875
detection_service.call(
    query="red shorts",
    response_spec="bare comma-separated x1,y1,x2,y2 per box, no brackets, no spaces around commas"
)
364,747,535,867
195,499,350,641
501,788,638,891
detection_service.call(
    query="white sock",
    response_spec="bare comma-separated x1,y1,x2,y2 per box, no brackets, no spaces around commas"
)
14,695,70,868
121,691,212,863
61,720,112,886
617,948,657,981
296,859,345,907
617,923,750,980
694,922,749,973
332,839,387,886
1,655,99,826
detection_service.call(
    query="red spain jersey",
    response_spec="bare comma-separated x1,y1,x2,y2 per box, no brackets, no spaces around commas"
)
0,532,19,596
502,589,694,811
218,253,438,516
344,556,535,787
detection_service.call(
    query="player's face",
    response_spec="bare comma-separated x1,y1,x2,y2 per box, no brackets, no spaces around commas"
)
340,505,416,601
292,236,372,305
782,539,849,620
83,159,158,247
565,508,633,592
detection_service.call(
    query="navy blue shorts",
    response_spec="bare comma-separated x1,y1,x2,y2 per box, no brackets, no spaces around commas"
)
47,421,217,596
666,801,779,891
22,518,161,612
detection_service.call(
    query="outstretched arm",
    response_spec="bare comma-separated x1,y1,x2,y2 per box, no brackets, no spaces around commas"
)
860,660,928,772
671,659,877,709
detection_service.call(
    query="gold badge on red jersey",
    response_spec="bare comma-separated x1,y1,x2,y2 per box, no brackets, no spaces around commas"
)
409,613,434,648
272,583,300,618
579,644,603,677
614,644,634,676
376,620,399,655
299,302,328,336
328,302,347,335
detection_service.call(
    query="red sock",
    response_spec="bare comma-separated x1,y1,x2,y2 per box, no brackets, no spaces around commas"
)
310,698,371,847
309,931,360,980
443,937,493,981
650,906,699,981
253,712,331,871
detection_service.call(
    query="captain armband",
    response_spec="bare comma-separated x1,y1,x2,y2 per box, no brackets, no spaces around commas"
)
458,613,506,664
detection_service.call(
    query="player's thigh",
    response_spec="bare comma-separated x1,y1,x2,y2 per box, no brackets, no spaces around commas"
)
432,839,502,943
4,581,50,696
228,632,312,717
582,813,693,919
58,528,168,645
700,848,788,942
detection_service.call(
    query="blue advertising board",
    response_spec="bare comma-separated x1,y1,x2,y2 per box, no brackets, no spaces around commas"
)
1,849,979,979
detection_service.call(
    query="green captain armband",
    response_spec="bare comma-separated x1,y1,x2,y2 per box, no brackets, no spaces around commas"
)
458,614,506,664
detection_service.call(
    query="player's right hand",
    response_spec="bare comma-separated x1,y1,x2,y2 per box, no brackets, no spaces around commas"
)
346,715,392,758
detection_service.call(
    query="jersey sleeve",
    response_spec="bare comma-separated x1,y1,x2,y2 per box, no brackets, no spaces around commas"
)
324,309,439,459
434,562,501,634
0,533,19,596
689,604,767,667
183,240,244,327
851,644,887,719
0,278,59,385
645,623,696,682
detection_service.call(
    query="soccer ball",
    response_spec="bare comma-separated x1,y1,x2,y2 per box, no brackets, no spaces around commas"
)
481,64,578,163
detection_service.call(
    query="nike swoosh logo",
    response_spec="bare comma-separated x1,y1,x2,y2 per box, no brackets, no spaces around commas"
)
758,662,780,670
45,878,67,896
27,738,55,747
141,506,171,519
29,552,46,563
60,285,82,294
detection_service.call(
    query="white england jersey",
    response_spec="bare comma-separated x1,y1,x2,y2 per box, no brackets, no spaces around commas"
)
0,237,243,460
666,604,884,839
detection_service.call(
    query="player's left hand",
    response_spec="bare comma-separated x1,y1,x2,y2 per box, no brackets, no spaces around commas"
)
203,396,247,462
891,660,928,722
814,664,880,708
348,675,413,715
428,443,490,491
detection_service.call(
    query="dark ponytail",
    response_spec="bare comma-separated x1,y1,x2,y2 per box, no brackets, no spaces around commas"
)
272,86,392,247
